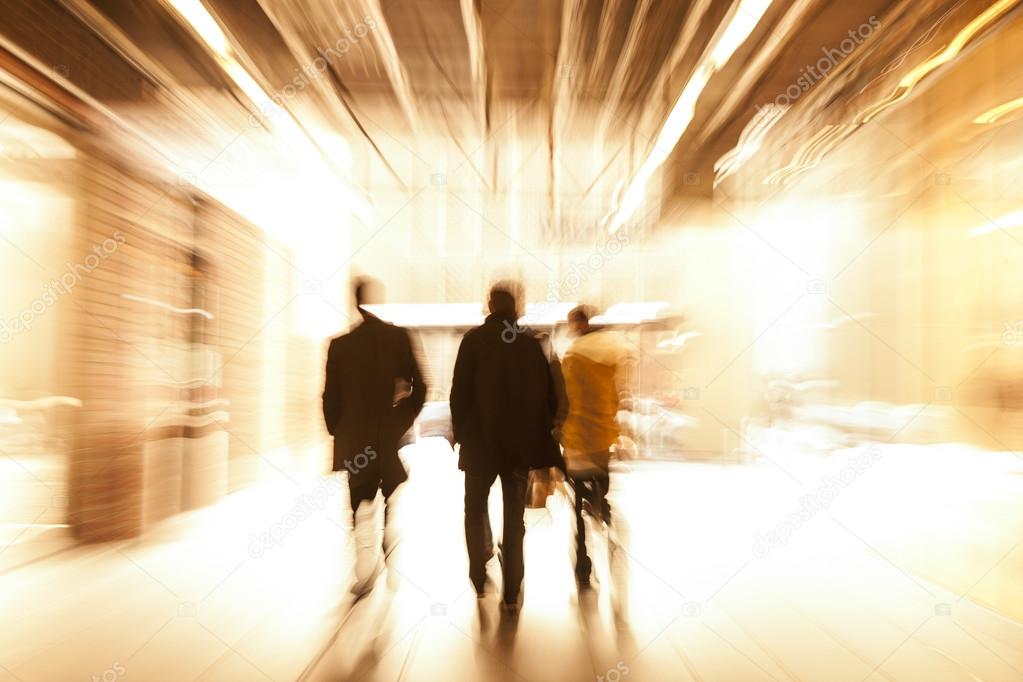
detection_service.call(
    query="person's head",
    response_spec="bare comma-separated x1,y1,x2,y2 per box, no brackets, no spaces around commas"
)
487,280,521,319
567,305,593,337
353,276,384,310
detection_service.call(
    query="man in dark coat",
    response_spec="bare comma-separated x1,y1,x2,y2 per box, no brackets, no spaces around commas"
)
322,277,426,597
450,281,563,609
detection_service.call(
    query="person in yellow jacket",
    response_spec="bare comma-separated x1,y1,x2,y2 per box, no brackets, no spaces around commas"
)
560,305,629,586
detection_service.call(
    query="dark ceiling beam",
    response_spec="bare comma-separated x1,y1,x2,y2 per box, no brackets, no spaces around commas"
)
695,0,820,148
361,0,420,133
459,0,489,133
594,0,653,146
57,0,226,141
243,0,406,190
547,0,584,231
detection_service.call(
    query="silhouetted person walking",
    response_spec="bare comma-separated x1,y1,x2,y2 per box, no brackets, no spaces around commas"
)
561,305,628,588
450,282,562,610
323,277,426,597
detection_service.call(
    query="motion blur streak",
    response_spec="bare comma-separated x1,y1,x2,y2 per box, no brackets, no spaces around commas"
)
3,1,1023,681
607,0,774,233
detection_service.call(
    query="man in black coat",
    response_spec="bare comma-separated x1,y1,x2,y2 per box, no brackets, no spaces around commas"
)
450,281,563,609
322,278,426,597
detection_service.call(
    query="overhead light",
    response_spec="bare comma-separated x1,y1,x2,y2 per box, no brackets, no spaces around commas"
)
165,0,231,58
710,0,774,68
859,0,1017,124
608,0,776,233
766,0,1016,190
974,96,1023,124
521,302,578,326
608,65,712,234
162,0,372,227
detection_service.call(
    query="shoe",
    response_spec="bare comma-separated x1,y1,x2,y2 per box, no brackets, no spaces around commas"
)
350,579,374,601
350,560,384,600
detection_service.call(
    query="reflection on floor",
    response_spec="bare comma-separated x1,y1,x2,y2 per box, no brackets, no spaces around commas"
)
0,451,70,573
3,438,1023,681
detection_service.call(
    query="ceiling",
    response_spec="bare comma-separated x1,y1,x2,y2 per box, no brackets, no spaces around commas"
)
1,0,1018,244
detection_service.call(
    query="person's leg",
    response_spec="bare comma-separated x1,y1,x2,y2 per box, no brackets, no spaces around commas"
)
349,482,381,595
381,482,403,590
464,469,497,595
594,471,611,526
571,474,593,583
604,470,630,616
498,468,528,604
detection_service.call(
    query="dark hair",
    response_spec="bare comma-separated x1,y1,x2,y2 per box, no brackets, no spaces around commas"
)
568,305,591,325
354,279,367,307
488,280,521,317
354,276,380,308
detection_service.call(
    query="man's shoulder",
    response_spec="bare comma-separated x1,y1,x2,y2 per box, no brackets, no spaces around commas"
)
461,322,489,341
384,320,412,336
330,327,358,343
370,321,414,349
327,327,365,352
565,330,625,364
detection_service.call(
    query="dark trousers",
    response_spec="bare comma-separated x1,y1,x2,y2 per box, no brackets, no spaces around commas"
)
348,478,398,571
571,471,611,580
464,468,528,601
349,478,396,521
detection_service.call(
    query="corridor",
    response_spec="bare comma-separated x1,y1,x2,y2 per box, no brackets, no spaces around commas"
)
4,0,1023,679
5,438,1023,681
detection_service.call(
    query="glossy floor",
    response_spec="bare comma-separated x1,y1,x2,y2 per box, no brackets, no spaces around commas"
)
3,437,1023,681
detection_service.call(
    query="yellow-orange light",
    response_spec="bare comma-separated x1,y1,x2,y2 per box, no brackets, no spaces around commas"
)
974,96,1023,124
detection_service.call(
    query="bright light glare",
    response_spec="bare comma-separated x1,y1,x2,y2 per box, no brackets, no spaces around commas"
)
897,0,1017,90
969,208,1023,237
859,0,1018,123
166,0,232,57
164,0,371,233
608,66,711,234
362,303,485,328
591,301,669,325
710,0,774,68
0,118,76,159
